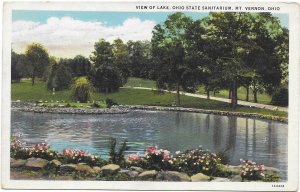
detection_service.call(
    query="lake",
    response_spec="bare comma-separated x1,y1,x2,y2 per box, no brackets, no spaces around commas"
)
11,110,288,180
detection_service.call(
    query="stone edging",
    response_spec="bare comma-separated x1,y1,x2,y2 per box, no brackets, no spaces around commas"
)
11,102,287,123
10,158,280,182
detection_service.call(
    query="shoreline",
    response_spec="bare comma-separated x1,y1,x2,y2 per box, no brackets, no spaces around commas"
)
11,101,288,123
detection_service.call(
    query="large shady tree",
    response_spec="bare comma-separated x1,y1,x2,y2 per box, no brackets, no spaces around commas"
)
25,43,50,85
89,39,123,93
151,12,198,106
203,13,285,108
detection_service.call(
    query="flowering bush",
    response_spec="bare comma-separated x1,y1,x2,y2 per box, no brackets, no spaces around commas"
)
240,159,265,181
128,153,142,162
11,137,57,161
10,137,31,159
143,146,172,170
30,143,58,160
170,148,222,176
59,149,105,167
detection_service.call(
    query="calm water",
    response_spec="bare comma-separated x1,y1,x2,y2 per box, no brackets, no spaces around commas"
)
11,110,288,180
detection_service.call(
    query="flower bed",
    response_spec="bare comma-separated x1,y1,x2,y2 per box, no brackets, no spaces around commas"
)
10,137,280,182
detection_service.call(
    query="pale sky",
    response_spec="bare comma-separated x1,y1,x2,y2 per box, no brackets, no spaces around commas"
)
12,11,288,58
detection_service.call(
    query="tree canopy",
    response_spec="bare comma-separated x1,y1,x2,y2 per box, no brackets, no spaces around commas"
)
25,43,50,85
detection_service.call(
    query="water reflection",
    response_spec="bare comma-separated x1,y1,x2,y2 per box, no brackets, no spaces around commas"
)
11,110,287,180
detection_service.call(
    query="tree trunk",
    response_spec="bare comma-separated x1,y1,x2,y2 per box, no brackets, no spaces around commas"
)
176,82,180,106
207,90,210,99
231,80,237,109
31,75,35,86
228,89,232,99
253,89,258,103
246,86,249,101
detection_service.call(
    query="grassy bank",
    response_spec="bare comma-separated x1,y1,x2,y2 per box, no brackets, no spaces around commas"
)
11,79,287,118
123,77,272,105
197,86,272,105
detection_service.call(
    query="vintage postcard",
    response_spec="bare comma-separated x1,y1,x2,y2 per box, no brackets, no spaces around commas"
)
1,1,299,191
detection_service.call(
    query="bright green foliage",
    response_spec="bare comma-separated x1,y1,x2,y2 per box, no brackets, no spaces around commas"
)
112,38,130,83
152,13,198,106
108,137,128,165
72,77,91,103
90,39,114,68
25,43,50,85
124,77,156,88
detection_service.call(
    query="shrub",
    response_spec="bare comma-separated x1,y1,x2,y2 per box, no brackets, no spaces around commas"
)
216,150,230,165
170,148,222,176
72,77,91,103
10,137,31,159
11,138,57,161
59,149,105,167
108,137,128,165
90,66,123,93
105,98,118,108
239,159,265,181
271,86,288,106
90,102,100,108
262,173,280,182
143,146,172,170
30,143,58,160
47,59,73,91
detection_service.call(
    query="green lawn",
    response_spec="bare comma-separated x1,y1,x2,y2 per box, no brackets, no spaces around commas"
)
11,79,287,118
124,77,156,88
197,86,272,104
125,78,272,104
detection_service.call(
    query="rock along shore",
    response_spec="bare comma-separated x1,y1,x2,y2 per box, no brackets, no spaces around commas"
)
10,157,280,182
11,101,287,123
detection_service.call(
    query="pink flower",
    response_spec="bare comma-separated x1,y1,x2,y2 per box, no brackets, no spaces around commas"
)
163,150,170,161
34,144,40,150
128,153,142,161
42,143,49,150
145,146,158,154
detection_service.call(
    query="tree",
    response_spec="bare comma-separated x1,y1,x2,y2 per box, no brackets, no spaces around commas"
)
43,56,57,82
112,38,130,83
202,13,285,107
90,65,122,93
90,39,114,68
90,39,124,93
25,43,50,85
11,50,22,82
47,59,73,91
185,19,225,99
151,12,196,106
127,40,152,79
68,55,91,77
203,13,258,108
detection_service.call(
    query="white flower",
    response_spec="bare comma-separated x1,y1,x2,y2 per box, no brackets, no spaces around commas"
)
175,151,181,154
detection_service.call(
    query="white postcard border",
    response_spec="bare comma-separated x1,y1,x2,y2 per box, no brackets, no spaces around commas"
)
2,1,299,191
